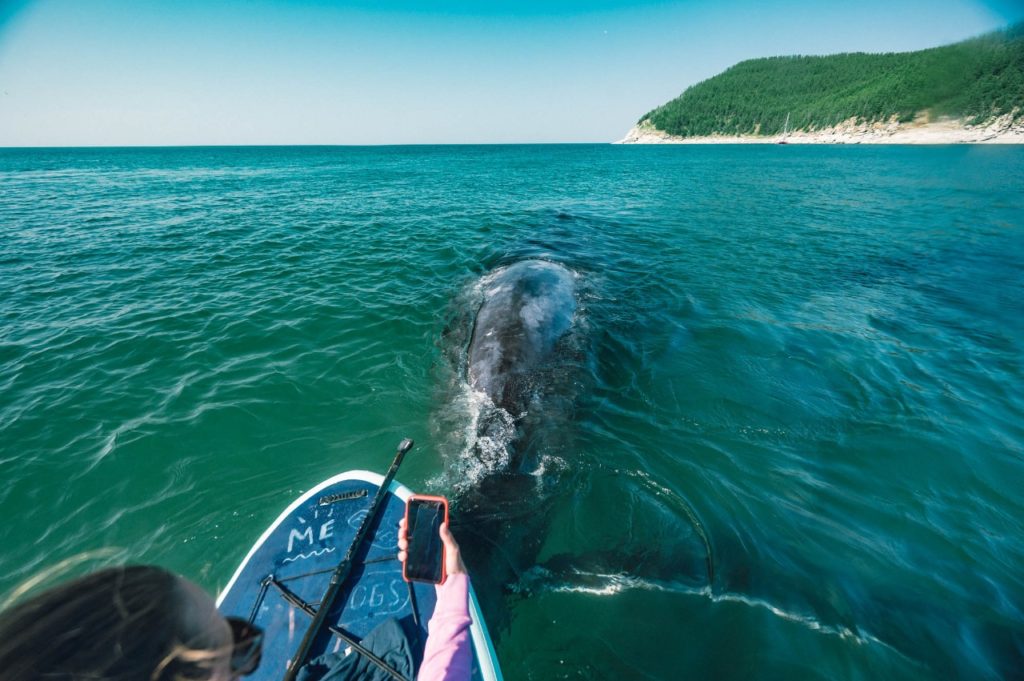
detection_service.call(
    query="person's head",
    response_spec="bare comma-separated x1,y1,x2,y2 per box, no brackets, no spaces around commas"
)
0,565,260,681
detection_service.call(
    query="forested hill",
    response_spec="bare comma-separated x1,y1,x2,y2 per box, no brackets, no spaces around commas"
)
639,24,1024,138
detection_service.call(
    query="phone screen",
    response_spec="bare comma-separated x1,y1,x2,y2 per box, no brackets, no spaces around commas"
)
405,499,445,583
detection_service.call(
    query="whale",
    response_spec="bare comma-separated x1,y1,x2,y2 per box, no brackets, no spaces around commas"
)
439,259,583,628
467,259,576,415
461,259,578,474
443,258,715,640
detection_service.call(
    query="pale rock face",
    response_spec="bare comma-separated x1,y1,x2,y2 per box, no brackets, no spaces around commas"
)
615,111,1024,145
615,122,679,144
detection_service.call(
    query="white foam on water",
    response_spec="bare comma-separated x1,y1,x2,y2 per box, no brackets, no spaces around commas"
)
430,381,518,494
531,568,919,664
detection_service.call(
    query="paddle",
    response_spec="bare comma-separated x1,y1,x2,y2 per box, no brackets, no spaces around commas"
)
283,437,415,681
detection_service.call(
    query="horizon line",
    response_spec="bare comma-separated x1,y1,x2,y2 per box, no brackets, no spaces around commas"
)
0,141,618,149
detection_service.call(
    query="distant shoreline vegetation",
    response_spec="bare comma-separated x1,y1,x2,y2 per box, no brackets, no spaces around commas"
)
638,23,1024,138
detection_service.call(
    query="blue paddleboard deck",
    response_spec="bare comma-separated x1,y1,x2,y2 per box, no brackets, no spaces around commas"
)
217,470,501,681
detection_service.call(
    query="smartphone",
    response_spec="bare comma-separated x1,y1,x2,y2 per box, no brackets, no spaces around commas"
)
403,494,449,584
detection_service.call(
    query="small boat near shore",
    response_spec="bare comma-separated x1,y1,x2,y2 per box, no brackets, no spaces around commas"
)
777,112,791,144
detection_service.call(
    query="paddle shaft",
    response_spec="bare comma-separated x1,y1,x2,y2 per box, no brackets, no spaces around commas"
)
284,438,414,681
271,577,410,681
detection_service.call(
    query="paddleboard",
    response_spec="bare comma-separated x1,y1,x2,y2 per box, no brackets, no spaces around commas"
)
217,470,502,681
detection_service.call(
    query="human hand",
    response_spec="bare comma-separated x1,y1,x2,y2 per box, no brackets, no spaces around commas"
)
398,517,467,579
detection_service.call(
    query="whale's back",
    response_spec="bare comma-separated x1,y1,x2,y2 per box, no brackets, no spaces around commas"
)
467,260,576,409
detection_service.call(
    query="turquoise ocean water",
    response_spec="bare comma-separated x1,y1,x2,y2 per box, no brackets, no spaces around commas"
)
1,145,1022,679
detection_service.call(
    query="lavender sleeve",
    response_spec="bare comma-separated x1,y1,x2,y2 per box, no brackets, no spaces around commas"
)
417,573,473,681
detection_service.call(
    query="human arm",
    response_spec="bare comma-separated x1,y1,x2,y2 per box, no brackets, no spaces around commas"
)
398,519,472,681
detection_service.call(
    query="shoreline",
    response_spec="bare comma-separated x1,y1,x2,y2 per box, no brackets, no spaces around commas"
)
616,114,1024,145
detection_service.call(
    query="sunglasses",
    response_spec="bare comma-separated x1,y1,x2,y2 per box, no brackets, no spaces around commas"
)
225,617,264,677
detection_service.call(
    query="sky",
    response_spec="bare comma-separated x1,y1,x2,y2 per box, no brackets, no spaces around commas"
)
0,0,1021,145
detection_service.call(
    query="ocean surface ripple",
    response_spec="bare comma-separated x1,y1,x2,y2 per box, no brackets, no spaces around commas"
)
1,145,1023,679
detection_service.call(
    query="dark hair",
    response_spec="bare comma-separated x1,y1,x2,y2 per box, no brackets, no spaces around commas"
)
0,565,227,681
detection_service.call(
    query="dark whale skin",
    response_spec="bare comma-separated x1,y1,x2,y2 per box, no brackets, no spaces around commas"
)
467,259,576,419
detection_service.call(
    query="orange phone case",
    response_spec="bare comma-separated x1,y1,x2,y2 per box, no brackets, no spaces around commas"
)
402,494,449,584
